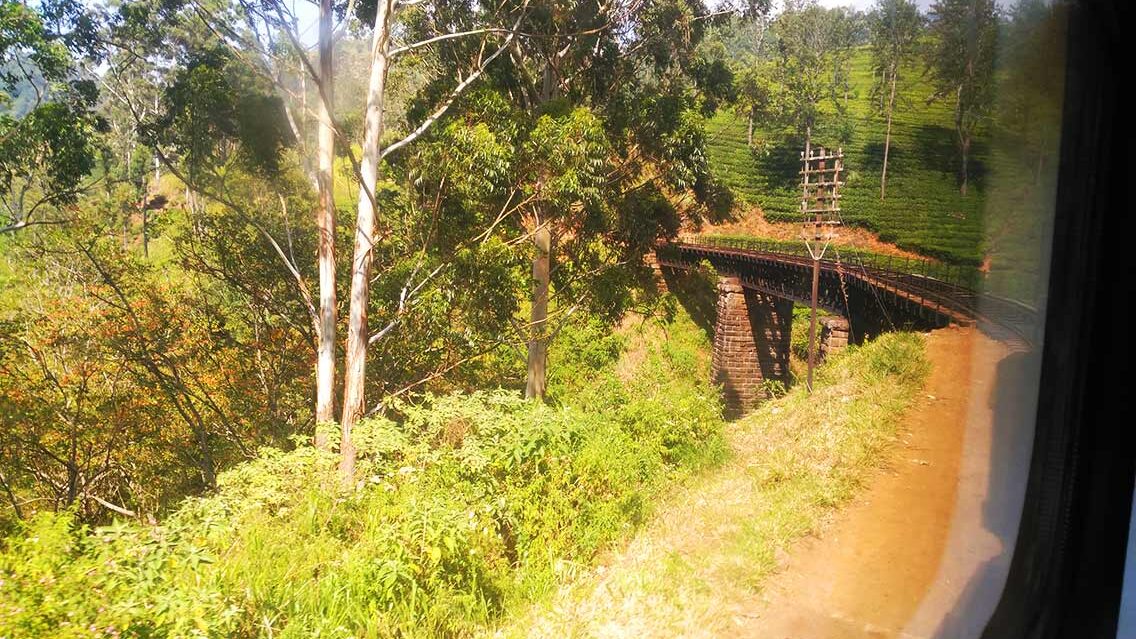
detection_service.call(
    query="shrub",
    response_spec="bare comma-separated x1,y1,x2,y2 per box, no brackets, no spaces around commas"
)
0,310,724,639
759,378,787,399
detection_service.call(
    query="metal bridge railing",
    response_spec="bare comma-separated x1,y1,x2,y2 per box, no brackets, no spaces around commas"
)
677,234,985,291
659,236,1040,347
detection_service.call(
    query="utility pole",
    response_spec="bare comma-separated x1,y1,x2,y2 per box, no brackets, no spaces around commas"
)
800,142,844,391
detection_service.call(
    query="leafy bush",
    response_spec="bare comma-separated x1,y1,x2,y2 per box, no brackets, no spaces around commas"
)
790,304,814,362
759,378,787,399
0,310,723,639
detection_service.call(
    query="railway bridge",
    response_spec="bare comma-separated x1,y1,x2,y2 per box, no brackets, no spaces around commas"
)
653,237,1036,416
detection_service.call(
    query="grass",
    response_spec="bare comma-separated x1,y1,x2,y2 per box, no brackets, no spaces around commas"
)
486,331,929,637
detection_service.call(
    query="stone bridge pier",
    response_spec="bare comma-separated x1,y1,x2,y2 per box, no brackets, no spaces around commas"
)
711,276,848,417
711,277,792,418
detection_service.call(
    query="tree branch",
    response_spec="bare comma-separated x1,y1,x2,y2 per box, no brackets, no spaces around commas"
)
379,0,531,161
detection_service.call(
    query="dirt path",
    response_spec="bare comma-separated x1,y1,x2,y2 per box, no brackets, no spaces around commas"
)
490,328,1029,639
734,328,990,638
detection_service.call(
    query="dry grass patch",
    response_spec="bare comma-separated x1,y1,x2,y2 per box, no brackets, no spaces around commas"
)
486,332,929,638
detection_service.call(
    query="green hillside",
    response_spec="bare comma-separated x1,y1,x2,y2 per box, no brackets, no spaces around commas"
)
706,47,990,266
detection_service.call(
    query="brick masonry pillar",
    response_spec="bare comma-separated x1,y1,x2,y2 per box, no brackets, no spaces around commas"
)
711,277,794,418
643,250,668,293
819,316,850,361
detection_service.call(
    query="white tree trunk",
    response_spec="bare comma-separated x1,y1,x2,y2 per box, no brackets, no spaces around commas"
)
339,0,394,483
880,71,896,200
314,0,337,441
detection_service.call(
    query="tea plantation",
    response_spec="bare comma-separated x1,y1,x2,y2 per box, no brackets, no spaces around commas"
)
706,47,998,267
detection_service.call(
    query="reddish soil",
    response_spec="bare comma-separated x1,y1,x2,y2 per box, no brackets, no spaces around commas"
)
699,207,929,261
730,327,1016,638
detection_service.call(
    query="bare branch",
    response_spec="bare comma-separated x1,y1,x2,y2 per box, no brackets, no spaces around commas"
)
379,0,531,161
389,27,516,59
88,493,137,518
363,340,507,416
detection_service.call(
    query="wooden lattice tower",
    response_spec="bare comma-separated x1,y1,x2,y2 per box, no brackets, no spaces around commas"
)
800,145,845,254
799,144,845,392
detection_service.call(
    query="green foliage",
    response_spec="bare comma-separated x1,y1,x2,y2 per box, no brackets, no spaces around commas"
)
404,0,736,387
544,315,626,398
733,62,778,139
152,46,294,178
925,0,998,192
759,377,787,399
522,106,610,215
1,0,102,232
0,310,724,638
790,304,814,361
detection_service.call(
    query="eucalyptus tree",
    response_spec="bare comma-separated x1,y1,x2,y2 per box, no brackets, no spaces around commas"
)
111,0,537,480
237,0,341,435
926,0,998,196
869,0,923,199
314,0,336,436
234,0,340,433
326,0,532,481
101,0,333,454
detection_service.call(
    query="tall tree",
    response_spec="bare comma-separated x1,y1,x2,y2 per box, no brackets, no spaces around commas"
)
734,63,778,147
314,0,336,439
926,0,997,196
338,0,395,482
336,0,529,482
773,2,856,150
869,0,922,199
455,0,732,400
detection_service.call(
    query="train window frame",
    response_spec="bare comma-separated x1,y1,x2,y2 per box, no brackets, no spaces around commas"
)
976,1,1132,637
